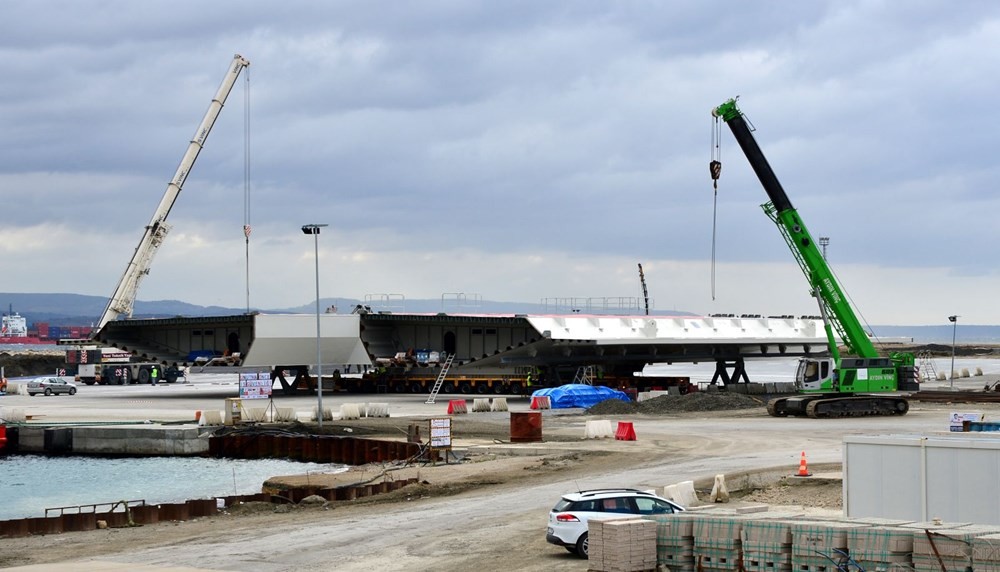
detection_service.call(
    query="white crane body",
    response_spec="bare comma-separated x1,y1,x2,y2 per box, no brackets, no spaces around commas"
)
96,54,249,333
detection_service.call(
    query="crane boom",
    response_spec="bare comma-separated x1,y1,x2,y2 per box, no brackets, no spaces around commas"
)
96,54,250,333
711,99,876,359
712,98,916,418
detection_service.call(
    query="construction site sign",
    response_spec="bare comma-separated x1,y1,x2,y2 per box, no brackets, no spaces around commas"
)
239,372,272,400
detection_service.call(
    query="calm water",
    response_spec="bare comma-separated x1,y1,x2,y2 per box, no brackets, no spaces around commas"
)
0,455,346,520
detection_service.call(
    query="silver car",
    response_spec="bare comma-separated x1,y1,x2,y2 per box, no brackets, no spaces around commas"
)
26,377,77,396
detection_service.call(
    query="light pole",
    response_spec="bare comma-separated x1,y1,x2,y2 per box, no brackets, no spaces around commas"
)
948,315,959,389
819,237,830,261
302,224,328,427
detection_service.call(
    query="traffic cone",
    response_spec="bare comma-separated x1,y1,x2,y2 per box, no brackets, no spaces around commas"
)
796,451,812,477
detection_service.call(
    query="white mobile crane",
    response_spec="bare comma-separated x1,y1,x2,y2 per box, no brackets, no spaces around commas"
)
95,54,250,333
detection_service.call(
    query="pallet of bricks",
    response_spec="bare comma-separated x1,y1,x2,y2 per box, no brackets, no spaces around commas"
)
645,512,695,571
905,523,1000,571
741,516,799,572
788,520,868,571
689,512,748,571
844,523,914,571
587,517,657,572
646,510,797,572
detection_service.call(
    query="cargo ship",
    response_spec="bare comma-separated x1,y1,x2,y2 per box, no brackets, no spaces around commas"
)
0,308,55,345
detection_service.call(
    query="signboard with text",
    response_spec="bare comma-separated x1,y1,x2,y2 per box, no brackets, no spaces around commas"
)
429,417,452,448
239,372,273,400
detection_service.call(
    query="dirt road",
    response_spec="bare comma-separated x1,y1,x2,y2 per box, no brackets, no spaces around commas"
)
0,400,987,571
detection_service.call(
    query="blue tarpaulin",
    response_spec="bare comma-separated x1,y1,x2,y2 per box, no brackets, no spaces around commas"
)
530,384,631,409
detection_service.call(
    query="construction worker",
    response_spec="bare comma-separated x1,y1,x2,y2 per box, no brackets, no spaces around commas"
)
150,366,159,386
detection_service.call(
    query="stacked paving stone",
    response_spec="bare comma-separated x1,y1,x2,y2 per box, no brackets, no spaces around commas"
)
587,518,658,572
789,520,868,571
845,526,914,571
973,532,1000,571
689,513,748,571
909,524,1000,571
645,513,695,572
641,508,1000,572
741,519,794,572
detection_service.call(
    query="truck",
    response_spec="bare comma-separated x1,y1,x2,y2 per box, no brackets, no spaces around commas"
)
711,98,919,418
68,348,183,385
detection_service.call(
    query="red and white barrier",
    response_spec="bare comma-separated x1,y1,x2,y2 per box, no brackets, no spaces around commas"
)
530,395,551,410
615,421,636,441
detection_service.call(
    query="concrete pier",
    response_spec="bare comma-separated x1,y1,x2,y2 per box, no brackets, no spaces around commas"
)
16,424,209,456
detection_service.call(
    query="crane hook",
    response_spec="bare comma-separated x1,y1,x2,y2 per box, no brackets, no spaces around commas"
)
709,160,721,190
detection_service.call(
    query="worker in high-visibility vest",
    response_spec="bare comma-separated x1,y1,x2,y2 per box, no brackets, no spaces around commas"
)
151,366,159,385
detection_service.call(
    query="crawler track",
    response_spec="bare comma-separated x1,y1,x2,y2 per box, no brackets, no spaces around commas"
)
768,394,910,418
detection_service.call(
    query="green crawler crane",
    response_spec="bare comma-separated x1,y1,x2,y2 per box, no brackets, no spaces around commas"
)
712,98,919,418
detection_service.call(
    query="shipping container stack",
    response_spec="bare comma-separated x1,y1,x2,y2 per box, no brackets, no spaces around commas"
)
587,518,657,572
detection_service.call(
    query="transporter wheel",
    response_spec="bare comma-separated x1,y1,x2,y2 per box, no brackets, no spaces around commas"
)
509,382,522,395
441,382,456,394
459,382,473,394
475,383,488,394
492,383,504,394
410,382,424,393
138,369,151,384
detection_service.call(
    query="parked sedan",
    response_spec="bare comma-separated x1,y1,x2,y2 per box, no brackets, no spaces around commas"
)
26,377,77,396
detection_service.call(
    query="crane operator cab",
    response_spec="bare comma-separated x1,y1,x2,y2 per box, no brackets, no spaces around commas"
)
795,357,834,392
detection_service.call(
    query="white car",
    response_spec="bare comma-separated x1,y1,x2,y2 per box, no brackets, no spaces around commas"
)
546,488,684,558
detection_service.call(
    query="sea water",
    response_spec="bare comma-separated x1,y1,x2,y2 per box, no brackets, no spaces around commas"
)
0,455,347,520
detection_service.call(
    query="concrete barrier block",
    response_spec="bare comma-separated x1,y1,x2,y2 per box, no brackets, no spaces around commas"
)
490,398,508,412
471,398,491,412
274,407,297,422
340,404,361,420
1,407,25,422
365,403,389,418
202,410,224,426
663,481,699,507
584,419,614,439
246,407,267,422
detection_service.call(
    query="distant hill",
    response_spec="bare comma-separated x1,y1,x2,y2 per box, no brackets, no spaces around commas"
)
0,293,993,344
0,292,696,326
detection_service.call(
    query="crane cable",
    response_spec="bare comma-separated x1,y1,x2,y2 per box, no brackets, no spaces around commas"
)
709,114,723,300
243,67,252,314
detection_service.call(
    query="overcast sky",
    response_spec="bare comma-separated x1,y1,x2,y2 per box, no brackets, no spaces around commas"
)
1,1,997,325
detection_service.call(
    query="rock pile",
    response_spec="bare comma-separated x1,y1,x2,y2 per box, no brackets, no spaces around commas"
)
587,392,765,415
